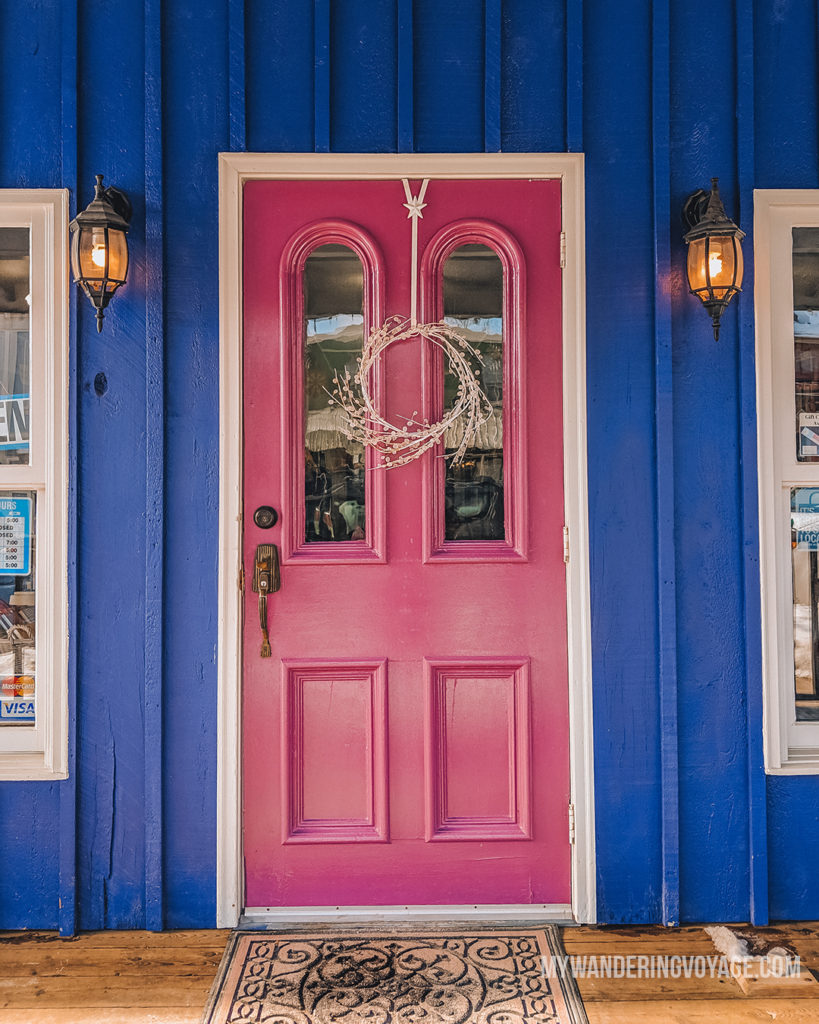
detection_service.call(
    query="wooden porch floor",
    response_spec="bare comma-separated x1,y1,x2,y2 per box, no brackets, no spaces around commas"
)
0,924,816,1023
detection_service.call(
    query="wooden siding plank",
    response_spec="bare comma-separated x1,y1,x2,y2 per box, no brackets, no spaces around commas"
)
565,0,582,151
583,0,663,923
500,0,565,152
160,0,226,927
397,0,414,151
753,0,819,187
313,0,330,152
330,1,397,152
228,0,247,151
144,0,165,935
75,0,150,930
484,0,502,151
756,0,819,926
245,0,315,151
59,0,80,940
651,0,680,929
413,0,485,152
735,0,768,928
668,0,750,925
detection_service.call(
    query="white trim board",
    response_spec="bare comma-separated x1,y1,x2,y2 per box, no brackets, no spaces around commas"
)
217,153,595,926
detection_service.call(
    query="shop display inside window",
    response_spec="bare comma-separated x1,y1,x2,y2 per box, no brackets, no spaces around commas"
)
442,244,504,541
792,227,819,721
0,228,30,468
303,244,366,542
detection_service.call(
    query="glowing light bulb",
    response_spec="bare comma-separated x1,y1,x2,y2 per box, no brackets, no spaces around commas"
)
91,243,107,269
708,251,723,278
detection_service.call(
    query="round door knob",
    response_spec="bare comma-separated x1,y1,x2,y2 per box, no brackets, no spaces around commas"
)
253,505,278,529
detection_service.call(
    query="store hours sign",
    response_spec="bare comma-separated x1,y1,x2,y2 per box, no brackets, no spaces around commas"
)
0,498,31,574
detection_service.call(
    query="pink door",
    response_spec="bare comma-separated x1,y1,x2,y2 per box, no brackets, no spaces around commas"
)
242,178,570,907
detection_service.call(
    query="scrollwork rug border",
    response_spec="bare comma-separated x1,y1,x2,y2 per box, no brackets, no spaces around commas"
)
201,926,588,1024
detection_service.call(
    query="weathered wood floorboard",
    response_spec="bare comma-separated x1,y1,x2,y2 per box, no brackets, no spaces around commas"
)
0,925,815,1023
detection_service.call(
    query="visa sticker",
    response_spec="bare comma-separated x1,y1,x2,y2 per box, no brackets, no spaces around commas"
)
0,700,34,722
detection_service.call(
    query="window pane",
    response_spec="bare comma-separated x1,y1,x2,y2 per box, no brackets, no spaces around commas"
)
303,244,366,542
442,244,504,541
0,229,30,467
0,492,36,726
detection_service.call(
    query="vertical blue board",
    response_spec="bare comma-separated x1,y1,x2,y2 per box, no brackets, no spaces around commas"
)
0,1,62,188
500,0,565,152
754,0,819,919
583,0,663,923
330,1,397,152
76,0,148,929
0,784,59,926
413,0,485,152
753,0,819,188
0,0,64,929
160,0,225,928
669,1,750,924
245,0,315,152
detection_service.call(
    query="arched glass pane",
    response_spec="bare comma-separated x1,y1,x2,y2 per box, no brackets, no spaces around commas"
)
303,244,366,543
442,244,504,541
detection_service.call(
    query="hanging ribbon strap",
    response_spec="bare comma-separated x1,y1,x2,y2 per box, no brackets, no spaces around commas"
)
402,178,429,326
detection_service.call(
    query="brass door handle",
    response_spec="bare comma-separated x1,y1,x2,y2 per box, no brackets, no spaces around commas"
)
252,544,281,658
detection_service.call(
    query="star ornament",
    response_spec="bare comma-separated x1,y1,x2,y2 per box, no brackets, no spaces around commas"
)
403,196,427,219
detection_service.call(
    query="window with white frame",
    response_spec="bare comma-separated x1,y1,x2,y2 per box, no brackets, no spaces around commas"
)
0,192,68,780
755,190,819,772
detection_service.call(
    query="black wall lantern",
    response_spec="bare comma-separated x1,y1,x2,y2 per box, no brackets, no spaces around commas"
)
682,177,744,341
69,175,132,333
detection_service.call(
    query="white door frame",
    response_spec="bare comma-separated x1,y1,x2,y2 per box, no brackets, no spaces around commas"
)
217,152,595,927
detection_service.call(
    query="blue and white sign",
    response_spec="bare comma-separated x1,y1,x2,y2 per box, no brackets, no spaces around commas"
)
0,700,34,723
793,488,819,549
0,497,31,574
0,395,29,451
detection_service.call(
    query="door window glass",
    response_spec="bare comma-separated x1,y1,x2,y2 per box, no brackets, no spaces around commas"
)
303,244,366,542
0,229,30,467
0,491,35,726
442,244,504,541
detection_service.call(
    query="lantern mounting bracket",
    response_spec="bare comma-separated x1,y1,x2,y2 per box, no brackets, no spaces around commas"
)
100,184,132,226
682,189,709,233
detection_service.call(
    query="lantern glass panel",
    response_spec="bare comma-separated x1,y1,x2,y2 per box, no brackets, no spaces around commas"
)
106,229,128,287
686,237,708,293
705,235,738,300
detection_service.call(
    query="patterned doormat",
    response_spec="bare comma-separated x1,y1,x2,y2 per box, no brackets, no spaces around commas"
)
202,927,588,1023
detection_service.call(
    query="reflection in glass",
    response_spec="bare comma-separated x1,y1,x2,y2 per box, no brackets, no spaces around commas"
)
303,244,366,542
0,229,31,467
0,491,36,726
442,244,504,541
791,488,819,721
793,228,819,461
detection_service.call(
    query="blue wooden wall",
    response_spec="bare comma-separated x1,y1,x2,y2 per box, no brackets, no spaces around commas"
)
1,0,818,931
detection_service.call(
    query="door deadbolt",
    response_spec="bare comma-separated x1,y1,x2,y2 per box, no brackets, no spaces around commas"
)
253,505,278,529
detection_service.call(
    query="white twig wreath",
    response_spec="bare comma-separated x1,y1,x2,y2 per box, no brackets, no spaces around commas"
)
329,315,494,468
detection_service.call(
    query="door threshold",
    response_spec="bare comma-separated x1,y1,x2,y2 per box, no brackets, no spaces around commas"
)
241,904,574,927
